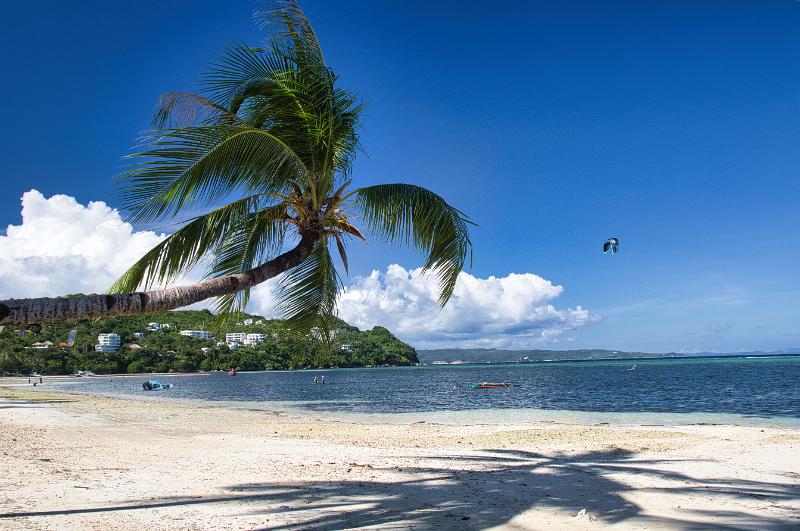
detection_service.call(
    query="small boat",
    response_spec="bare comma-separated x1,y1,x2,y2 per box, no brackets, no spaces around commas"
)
228,370,237,376
471,382,512,389
142,380,173,391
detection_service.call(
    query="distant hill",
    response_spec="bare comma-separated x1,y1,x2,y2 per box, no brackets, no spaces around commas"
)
417,347,800,364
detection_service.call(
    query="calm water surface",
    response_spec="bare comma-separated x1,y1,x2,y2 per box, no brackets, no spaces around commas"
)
34,356,800,427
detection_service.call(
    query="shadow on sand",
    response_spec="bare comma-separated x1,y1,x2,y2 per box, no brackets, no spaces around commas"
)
2,448,798,529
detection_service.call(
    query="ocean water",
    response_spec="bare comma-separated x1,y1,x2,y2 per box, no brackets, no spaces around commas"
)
30,355,800,427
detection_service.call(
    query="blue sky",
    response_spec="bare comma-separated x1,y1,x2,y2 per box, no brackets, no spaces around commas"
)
2,1,799,352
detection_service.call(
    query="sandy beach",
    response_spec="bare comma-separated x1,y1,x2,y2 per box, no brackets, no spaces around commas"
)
1,385,799,530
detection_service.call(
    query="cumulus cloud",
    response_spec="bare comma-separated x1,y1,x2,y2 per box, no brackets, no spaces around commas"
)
0,190,166,298
335,264,598,349
247,277,283,318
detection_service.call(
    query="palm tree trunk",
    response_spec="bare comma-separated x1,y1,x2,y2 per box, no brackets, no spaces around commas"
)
0,236,317,326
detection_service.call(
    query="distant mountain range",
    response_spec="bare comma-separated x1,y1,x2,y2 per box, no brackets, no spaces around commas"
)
416,347,800,365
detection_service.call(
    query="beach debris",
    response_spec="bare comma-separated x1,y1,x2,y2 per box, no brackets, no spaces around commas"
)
575,508,598,521
603,237,619,254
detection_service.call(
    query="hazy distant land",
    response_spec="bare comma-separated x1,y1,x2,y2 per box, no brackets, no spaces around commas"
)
417,347,800,365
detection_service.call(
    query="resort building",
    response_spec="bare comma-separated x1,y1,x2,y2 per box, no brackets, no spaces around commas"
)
310,327,339,341
31,341,53,350
146,322,162,332
243,318,254,326
244,333,267,346
340,344,352,353
227,341,240,350
225,332,247,344
133,332,144,340
179,330,212,340
95,333,121,353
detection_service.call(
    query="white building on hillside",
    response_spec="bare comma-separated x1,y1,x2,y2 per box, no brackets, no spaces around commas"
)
244,333,267,346
310,327,337,341
225,332,247,344
96,333,121,353
133,332,144,340
147,322,162,332
180,330,212,340
32,341,53,350
243,318,254,326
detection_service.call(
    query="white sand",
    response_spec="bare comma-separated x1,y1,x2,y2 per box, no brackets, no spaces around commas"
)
1,386,798,530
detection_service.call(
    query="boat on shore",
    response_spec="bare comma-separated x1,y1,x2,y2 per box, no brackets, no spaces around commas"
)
142,380,173,391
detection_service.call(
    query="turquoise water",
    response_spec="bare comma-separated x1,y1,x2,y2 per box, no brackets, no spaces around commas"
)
31,355,800,427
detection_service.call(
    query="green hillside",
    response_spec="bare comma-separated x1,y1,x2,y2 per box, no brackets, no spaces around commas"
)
0,310,417,375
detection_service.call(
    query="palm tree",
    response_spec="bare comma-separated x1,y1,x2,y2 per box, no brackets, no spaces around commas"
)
0,1,472,328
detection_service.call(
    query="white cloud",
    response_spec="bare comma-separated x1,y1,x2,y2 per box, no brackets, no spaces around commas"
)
0,190,166,298
335,264,598,349
247,277,283,317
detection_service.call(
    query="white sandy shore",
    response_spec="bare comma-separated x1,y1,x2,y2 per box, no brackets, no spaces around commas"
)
1,386,798,530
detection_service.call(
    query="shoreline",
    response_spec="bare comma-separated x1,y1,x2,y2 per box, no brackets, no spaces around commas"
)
4,377,800,430
1,387,799,529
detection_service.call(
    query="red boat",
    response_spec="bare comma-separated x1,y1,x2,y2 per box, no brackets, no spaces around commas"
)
472,382,511,389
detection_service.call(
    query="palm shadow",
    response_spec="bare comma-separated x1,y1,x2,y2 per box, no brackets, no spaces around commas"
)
3,447,799,529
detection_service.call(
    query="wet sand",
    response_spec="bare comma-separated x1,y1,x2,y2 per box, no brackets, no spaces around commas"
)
1,386,798,530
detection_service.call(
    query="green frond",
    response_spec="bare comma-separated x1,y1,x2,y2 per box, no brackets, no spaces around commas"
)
212,289,251,318
109,195,282,293
207,202,288,278
117,125,308,224
199,8,362,187
355,184,473,306
203,42,289,113
275,238,341,334
253,1,324,65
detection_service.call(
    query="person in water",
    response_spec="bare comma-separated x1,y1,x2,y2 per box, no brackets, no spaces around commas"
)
313,376,318,384
320,375,325,384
